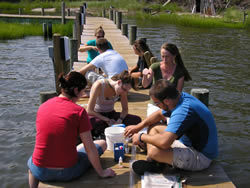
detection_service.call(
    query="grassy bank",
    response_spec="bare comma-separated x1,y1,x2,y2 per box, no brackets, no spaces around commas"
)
0,21,73,40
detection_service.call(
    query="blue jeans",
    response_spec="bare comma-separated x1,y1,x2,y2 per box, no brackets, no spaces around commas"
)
27,144,103,182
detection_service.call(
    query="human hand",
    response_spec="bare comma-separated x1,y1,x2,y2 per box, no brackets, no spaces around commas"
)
92,46,98,51
142,68,150,76
115,118,123,124
132,133,140,145
124,125,139,137
99,168,116,178
107,119,116,126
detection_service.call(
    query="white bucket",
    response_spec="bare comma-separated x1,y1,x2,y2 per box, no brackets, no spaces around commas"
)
104,127,125,151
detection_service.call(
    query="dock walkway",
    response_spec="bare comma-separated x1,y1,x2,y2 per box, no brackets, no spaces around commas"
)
39,16,235,188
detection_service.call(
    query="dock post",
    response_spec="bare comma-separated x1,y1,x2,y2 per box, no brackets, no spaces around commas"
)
102,9,106,17
121,23,128,37
40,91,57,104
109,9,113,20
73,21,77,40
48,22,52,39
61,1,65,24
191,88,209,107
113,10,116,24
18,8,22,15
129,25,137,45
75,11,81,48
41,8,44,16
116,11,122,29
43,23,48,38
52,34,65,94
70,39,78,70
67,8,71,16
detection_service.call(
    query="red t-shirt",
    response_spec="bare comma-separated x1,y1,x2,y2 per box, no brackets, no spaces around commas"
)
32,97,92,168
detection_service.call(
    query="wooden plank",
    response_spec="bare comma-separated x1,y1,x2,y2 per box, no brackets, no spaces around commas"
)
39,16,236,188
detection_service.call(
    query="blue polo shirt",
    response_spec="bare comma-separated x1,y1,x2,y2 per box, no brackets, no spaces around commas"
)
86,39,113,63
162,92,218,159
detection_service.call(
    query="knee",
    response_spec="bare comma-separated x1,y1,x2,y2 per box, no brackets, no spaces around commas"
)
147,146,160,160
94,139,107,152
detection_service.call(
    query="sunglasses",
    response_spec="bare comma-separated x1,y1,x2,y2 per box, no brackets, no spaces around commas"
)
96,35,104,39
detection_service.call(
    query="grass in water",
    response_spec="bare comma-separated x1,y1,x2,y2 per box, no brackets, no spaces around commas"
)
0,21,73,40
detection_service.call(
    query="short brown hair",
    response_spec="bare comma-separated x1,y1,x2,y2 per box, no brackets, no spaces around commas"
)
149,79,179,101
96,38,109,51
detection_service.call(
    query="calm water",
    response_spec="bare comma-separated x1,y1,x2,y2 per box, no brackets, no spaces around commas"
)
0,23,250,187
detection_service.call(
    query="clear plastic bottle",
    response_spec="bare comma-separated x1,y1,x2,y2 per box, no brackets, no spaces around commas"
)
118,156,123,168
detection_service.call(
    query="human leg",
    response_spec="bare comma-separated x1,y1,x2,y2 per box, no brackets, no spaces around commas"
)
146,125,174,165
171,140,212,171
28,169,39,188
89,115,109,139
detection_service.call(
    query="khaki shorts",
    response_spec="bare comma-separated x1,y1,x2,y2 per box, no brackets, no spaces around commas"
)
172,140,212,171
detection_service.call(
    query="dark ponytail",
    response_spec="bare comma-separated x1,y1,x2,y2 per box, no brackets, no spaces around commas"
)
58,71,87,97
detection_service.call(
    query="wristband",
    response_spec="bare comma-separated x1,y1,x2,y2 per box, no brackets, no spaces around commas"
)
139,133,144,143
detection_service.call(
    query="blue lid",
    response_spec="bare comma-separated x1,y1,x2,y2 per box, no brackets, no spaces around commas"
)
111,124,125,128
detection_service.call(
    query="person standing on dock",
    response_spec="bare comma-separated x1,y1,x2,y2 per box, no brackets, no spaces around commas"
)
78,26,113,63
142,43,192,116
87,70,141,140
27,72,115,188
124,79,218,175
79,38,128,84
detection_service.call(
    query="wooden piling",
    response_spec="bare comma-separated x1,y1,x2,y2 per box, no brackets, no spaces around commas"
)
75,11,81,48
18,8,22,15
48,22,52,39
109,9,113,20
52,34,64,94
67,8,71,16
102,9,106,18
121,23,128,37
191,88,209,107
113,10,116,24
129,25,137,45
43,23,47,38
41,8,45,16
70,39,78,69
61,1,65,24
39,91,57,104
116,11,122,29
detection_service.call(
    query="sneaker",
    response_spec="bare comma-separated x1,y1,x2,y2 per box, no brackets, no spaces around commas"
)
132,160,165,175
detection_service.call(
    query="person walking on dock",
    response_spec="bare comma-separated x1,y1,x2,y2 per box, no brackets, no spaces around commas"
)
78,26,113,63
79,38,128,84
124,79,218,175
27,72,115,188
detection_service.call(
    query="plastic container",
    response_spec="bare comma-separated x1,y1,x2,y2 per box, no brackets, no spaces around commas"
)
114,143,125,162
104,127,125,151
111,124,125,128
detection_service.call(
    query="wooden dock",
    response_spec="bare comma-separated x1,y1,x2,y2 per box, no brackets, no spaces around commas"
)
39,16,236,188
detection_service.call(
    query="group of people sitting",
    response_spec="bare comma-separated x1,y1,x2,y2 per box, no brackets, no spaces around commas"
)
27,26,218,188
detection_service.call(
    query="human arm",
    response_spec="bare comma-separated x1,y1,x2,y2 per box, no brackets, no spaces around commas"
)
79,131,116,177
129,65,139,74
87,81,115,125
116,91,129,124
79,63,96,76
124,109,165,137
176,76,184,93
78,43,98,52
132,131,177,150
142,68,154,88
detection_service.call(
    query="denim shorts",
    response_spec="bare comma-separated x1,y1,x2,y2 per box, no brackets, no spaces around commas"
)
27,144,103,182
172,140,212,171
